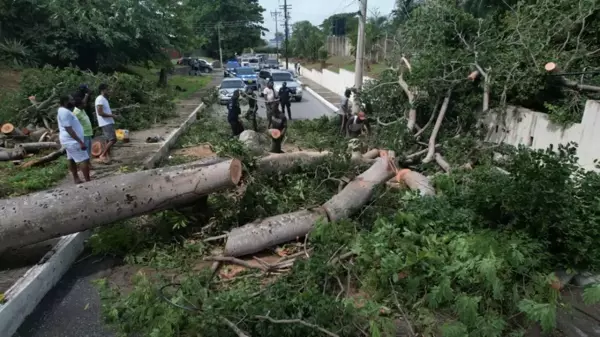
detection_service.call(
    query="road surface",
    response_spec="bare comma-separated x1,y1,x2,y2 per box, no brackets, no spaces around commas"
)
12,80,335,337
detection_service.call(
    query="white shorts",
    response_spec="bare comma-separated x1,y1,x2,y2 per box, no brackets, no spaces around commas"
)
64,143,90,163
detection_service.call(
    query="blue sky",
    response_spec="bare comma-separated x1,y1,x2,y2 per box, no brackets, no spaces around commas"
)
259,0,396,39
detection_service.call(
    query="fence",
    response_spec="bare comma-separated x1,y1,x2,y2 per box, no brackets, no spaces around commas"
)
295,63,600,170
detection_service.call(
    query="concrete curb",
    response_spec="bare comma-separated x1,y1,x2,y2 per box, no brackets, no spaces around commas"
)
143,102,205,169
0,231,91,337
305,86,339,113
0,101,205,337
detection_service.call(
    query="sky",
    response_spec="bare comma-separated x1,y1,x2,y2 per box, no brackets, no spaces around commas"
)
259,0,396,40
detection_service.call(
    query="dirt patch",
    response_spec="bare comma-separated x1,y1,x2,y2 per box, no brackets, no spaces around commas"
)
172,145,215,159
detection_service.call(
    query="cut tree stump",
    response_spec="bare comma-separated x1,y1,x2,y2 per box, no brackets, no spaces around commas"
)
0,157,242,251
224,156,395,257
15,142,61,153
1,123,24,137
256,151,331,175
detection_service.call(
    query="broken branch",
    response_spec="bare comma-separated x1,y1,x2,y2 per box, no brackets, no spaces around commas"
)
255,315,340,337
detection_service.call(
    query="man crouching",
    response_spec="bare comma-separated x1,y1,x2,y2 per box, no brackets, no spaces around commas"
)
57,95,91,184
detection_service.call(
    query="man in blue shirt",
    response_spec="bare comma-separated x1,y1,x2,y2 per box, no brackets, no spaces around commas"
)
227,90,244,137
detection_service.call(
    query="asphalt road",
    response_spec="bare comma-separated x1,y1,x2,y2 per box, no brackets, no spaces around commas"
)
12,77,335,337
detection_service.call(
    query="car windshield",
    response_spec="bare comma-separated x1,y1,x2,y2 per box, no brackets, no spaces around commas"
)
236,68,255,75
271,73,293,82
221,80,244,89
267,60,278,64
249,59,259,63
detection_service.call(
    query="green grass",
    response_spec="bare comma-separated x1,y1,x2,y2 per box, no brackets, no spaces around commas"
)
0,157,68,198
126,65,212,99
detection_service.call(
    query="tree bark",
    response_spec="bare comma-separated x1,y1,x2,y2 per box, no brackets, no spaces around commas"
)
256,151,331,175
15,142,61,153
401,170,435,196
224,156,395,257
0,148,26,161
0,157,242,251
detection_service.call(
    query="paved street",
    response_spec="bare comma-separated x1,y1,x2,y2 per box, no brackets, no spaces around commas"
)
13,75,336,337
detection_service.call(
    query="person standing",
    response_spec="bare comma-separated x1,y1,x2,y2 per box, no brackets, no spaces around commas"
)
295,62,301,75
339,89,352,135
278,82,292,120
72,84,95,128
95,83,119,163
269,106,287,153
263,81,277,128
57,95,90,184
72,97,93,160
244,87,259,131
228,90,244,137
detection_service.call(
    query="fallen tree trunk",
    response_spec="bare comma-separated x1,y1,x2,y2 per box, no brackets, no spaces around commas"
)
0,157,242,251
0,148,26,161
224,156,395,257
400,170,435,196
16,142,60,153
21,148,65,168
256,151,331,175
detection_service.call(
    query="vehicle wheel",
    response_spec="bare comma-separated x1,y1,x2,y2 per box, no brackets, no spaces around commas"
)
295,96,302,102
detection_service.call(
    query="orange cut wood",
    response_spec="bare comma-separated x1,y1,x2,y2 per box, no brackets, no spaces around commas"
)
269,129,281,139
396,169,411,182
91,140,104,157
1,123,15,134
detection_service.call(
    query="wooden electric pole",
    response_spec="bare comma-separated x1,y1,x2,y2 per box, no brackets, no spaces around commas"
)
217,23,223,69
280,1,291,69
354,0,367,90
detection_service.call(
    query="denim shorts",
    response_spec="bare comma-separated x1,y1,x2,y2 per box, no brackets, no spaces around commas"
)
84,136,92,157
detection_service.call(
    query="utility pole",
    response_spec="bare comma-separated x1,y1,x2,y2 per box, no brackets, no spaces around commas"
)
280,1,291,69
270,11,281,61
354,0,367,90
217,23,223,69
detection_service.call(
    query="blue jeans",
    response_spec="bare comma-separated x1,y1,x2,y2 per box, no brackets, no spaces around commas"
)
84,136,92,158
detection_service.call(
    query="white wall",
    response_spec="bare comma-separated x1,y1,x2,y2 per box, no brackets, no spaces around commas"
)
292,64,600,170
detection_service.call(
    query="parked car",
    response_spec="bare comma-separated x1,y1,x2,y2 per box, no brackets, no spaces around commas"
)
189,59,213,75
218,78,246,105
234,67,259,89
258,69,302,101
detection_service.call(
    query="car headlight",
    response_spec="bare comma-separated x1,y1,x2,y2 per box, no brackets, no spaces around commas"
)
296,86,303,92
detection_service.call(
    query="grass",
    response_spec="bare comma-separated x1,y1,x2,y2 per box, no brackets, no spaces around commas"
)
127,65,212,100
0,157,68,198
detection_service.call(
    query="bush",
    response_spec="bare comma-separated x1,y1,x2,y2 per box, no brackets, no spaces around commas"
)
0,65,175,130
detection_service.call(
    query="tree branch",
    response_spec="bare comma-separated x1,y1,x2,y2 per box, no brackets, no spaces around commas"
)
255,315,340,337
423,89,452,163
221,317,251,337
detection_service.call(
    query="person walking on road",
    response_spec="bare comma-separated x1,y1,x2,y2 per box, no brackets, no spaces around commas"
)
58,95,90,184
278,81,292,120
295,62,301,75
263,81,277,128
228,90,244,137
95,83,119,164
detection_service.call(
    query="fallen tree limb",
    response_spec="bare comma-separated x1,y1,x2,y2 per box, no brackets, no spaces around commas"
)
256,151,332,175
545,62,600,93
362,149,380,159
256,315,340,337
434,153,451,172
16,142,61,153
21,148,65,168
0,157,242,251
414,97,440,138
221,317,251,337
423,89,452,163
398,170,435,196
224,156,395,257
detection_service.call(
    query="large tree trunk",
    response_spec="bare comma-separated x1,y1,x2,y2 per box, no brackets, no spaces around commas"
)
0,157,242,252
21,148,65,168
256,151,331,175
0,148,26,161
224,156,394,257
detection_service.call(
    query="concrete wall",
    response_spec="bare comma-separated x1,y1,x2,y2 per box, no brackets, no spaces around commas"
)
294,64,600,170
326,36,352,57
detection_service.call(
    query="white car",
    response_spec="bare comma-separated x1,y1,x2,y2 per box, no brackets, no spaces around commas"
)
218,78,246,105
270,70,303,102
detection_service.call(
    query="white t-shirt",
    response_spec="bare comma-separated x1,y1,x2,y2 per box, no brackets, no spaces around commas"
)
57,107,84,146
263,88,275,102
95,95,114,127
